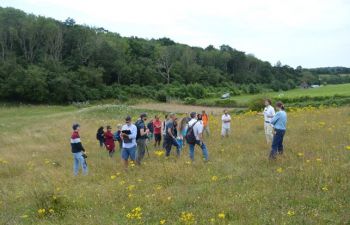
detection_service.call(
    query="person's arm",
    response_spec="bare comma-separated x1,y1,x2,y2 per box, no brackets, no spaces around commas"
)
140,124,148,136
271,112,279,125
128,126,137,140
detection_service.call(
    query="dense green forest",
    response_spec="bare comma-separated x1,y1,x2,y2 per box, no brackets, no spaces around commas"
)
0,7,348,103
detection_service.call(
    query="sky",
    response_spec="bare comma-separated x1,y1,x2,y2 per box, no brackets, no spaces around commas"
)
1,0,350,68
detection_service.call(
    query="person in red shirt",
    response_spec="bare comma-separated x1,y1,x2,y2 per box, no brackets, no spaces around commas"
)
104,125,115,158
153,115,162,148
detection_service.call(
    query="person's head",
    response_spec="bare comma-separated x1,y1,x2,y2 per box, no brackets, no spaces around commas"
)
169,112,176,120
275,101,285,111
72,123,80,131
140,113,148,122
202,110,206,115
265,99,272,107
190,112,197,119
125,115,132,125
107,125,112,131
117,124,122,130
165,114,168,120
98,126,104,132
223,109,228,115
155,115,159,121
197,114,202,120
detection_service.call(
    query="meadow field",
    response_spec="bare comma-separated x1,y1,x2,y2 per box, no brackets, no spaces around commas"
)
196,83,350,107
0,104,349,225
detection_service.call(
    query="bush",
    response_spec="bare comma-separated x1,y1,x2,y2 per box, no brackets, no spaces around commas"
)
184,97,197,105
214,99,238,107
248,98,265,111
156,90,167,102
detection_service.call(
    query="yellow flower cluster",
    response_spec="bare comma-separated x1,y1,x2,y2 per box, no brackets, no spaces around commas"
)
218,212,225,219
126,207,142,220
0,158,8,164
276,167,283,173
180,212,195,225
287,210,295,216
155,150,165,157
211,176,218,181
160,219,166,224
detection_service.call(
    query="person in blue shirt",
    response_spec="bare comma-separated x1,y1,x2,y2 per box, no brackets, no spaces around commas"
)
269,101,287,160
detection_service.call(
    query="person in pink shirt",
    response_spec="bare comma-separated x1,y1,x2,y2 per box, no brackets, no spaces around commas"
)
153,115,162,148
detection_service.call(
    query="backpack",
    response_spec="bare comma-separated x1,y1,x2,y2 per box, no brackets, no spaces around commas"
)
185,121,198,144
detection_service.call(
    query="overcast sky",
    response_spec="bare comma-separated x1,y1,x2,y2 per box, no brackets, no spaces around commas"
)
2,0,350,68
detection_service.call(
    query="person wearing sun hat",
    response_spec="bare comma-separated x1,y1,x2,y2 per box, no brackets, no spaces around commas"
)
70,123,88,176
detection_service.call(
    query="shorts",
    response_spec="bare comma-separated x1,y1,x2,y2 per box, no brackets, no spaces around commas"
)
121,146,137,161
221,127,230,136
154,133,162,142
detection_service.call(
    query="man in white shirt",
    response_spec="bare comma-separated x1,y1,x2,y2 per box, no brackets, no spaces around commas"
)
120,116,137,169
221,110,231,137
261,99,275,144
187,112,209,161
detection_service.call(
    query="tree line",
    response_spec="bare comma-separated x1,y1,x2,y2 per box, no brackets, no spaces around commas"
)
0,7,346,103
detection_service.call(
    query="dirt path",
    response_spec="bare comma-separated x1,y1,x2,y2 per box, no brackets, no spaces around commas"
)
131,103,236,115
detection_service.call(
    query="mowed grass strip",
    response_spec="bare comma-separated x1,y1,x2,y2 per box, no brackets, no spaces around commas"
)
0,105,349,225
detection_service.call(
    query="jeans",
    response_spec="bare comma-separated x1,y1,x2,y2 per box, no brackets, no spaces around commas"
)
165,137,180,157
269,129,286,159
136,139,147,164
98,138,104,147
189,140,209,161
73,152,88,176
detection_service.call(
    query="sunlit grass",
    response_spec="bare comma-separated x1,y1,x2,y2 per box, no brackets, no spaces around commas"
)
0,105,349,224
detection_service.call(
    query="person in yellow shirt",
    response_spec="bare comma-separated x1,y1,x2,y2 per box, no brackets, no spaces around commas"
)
201,110,210,136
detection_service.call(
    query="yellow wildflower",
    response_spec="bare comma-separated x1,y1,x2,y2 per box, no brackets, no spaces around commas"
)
297,152,304,157
218,212,225,219
306,160,310,163
20,214,29,218
167,196,172,201
49,209,54,213
316,158,322,162
287,210,295,216
37,208,46,215
155,150,165,157
160,219,166,224
276,167,283,173
211,176,218,181
322,186,328,192
127,185,136,191
346,146,350,150
110,175,117,180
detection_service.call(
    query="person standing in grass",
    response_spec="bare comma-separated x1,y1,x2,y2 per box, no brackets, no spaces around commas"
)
162,114,169,150
153,115,162,148
221,109,231,137
71,123,88,176
104,125,115,158
201,110,210,136
260,99,275,144
147,118,154,141
164,113,181,157
120,116,137,169
269,102,287,160
114,124,123,151
135,113,150,165
177,117,189,150
96,126,104,148
187,112,209,161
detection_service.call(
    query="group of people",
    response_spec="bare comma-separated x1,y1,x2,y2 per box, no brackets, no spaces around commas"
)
70,100,287,175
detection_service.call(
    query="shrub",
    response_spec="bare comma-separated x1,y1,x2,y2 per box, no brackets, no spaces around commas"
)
214,99,238,107
156,90,167,102
248,97,265,111
184,97,197,105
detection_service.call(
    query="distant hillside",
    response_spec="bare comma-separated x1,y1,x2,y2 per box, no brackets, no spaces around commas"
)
0,7,345,103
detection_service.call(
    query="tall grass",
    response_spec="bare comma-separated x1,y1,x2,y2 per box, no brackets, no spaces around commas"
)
0,105,349,224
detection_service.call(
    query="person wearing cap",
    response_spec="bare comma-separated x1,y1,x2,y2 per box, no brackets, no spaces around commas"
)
260,99,275,144
201,110,210,136
188,112,209,161
135,113,150,165
120,116,138,169
164,113,181,157
104,125,115,158
70,123,88,176
221,109,231,137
